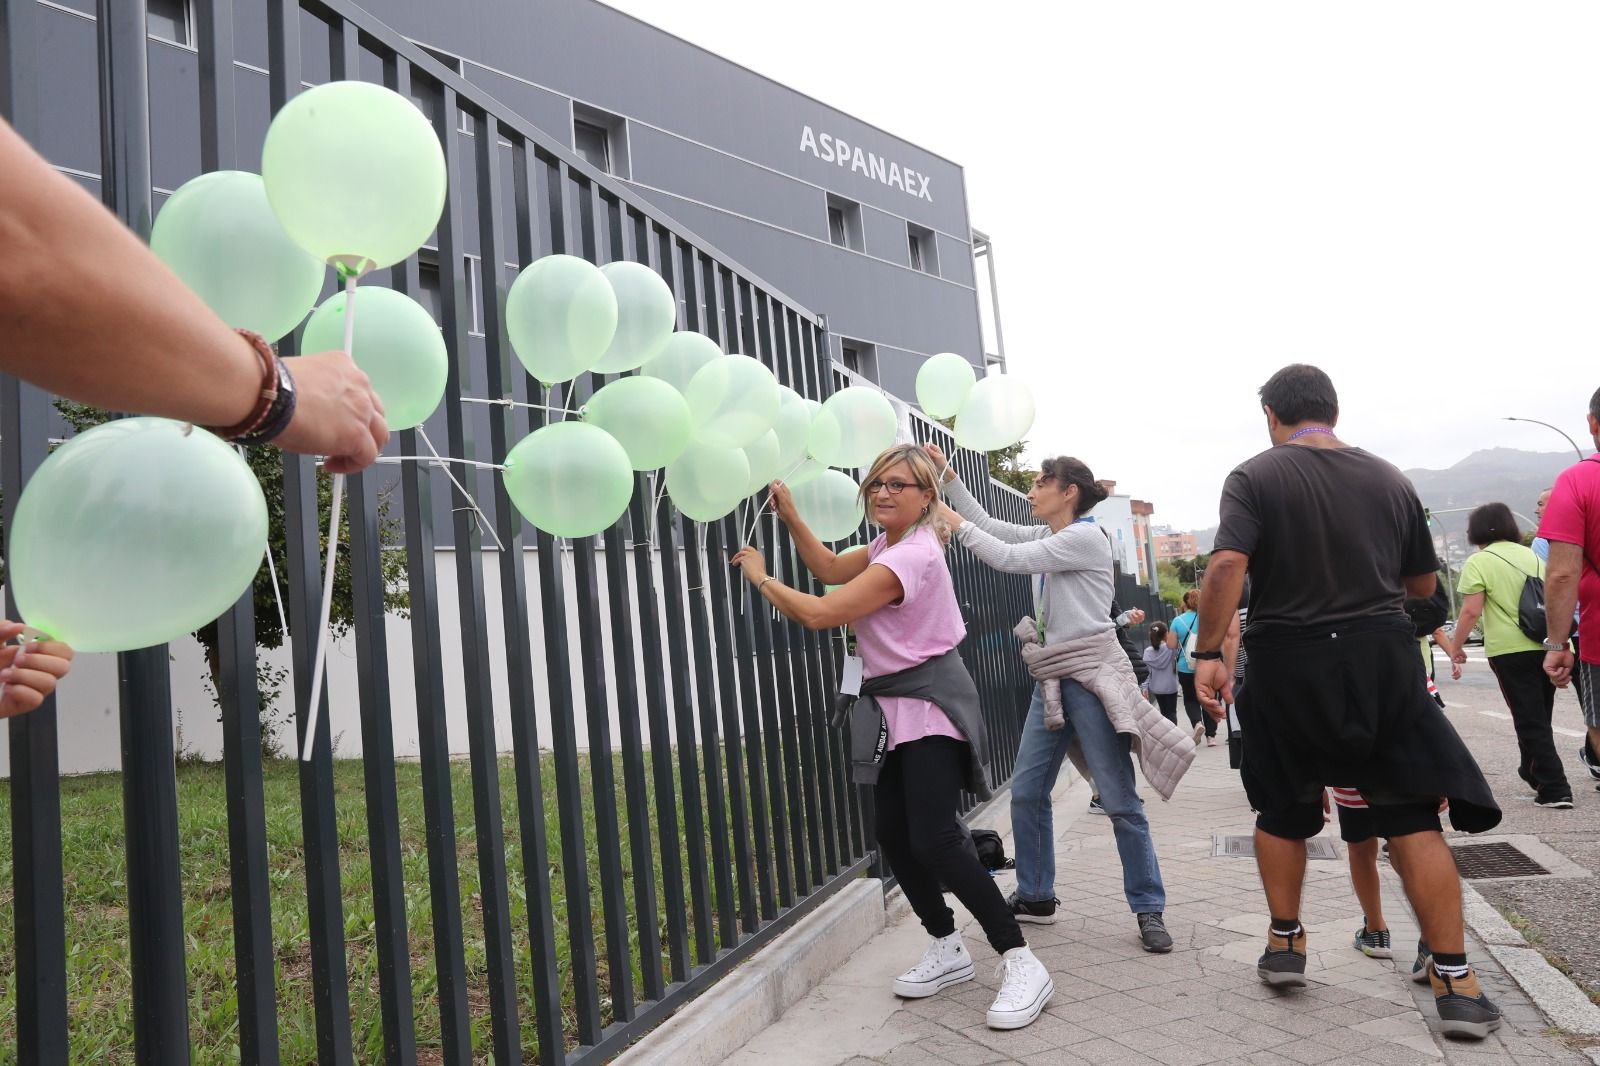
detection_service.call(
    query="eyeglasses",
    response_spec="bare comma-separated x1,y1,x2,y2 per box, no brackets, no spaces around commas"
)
865,479,922,496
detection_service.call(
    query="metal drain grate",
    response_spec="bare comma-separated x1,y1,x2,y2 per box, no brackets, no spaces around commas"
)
1450,841,1550,879
1214,835,1339,860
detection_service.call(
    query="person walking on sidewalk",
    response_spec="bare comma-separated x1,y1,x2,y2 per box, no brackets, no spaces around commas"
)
926,443,1180,956
731,444,1053,1031
1170,590,1216,742
1143,622,1180,724
1437,503,1572,809
1194,364,1504,1040
1537,389,1600,791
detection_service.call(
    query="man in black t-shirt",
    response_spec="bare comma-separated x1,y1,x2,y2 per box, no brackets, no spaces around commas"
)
1191,365,1502,1040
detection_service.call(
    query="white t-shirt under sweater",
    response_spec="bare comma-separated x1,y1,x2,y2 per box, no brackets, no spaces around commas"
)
943,477,1115,645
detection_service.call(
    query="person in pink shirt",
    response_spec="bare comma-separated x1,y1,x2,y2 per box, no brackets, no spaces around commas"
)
1536,388,1600,789
731,444,1054,1031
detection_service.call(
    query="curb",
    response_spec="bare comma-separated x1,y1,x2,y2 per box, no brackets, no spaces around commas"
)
614,878,887,1066
1460,881,1600,1036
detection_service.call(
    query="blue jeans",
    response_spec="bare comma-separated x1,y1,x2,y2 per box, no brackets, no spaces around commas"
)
1011,681,1166,913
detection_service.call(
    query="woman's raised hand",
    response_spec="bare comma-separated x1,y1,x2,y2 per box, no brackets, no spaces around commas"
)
767,480,799,524
923,443,956,482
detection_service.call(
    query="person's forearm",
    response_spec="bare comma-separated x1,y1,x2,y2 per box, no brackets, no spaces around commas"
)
1544,544,1581,644
0,119,261,428
943,476,1041,544
1448,605,1483,656
782,513,847,585
1196,551,1248,651
1223,612,1240,676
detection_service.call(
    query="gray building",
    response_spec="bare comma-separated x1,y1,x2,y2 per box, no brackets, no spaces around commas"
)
32,0,1005,401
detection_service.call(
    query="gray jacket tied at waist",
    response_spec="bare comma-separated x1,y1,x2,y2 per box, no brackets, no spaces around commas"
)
832,648,991,799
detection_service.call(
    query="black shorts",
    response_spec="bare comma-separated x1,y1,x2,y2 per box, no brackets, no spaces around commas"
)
1238,617,1500,837
1320,794,1442,844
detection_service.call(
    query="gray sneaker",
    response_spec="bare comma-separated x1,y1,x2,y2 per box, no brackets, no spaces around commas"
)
1137,912,1173,953
1258,925,1308,988
1427,963,1504,1040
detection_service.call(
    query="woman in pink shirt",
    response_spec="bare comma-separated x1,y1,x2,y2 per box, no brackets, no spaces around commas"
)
731,444,1054,1032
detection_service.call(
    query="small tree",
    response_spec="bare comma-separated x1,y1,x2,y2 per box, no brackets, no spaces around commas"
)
987,439,1038,495
51,401,409,754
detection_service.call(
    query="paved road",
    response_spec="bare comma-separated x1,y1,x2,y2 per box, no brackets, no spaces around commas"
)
1434,651,1600,1003
723,679,1595,1066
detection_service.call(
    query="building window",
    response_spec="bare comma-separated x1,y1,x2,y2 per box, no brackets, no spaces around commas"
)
907,222,938,276
838,339,877,382
574,120,611,173
147,0,191,46
572,103,630,179
826,194,863,252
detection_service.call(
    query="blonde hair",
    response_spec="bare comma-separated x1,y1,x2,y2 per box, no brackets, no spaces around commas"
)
859,444,951,545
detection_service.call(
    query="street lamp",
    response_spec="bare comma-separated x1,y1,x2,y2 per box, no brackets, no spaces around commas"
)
1502,416,1585,462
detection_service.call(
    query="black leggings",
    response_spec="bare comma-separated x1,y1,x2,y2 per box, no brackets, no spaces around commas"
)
1153,692,1178,724
1179,673,1215,737
1488,650,1570,801
875,736,1026,953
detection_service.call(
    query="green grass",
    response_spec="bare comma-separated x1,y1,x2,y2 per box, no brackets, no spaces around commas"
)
0,752,742,1064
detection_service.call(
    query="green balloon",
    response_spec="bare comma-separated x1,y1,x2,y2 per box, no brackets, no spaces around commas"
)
916,352,977,420
807,387,898,469
261,80,446,274
666,439,749,522
9,418,267,652
825,544,868,593
955,374,1037,452
505,254,618,386
685,354,779,449
742,429,782,498
593,262,676,374
583,375,692,470
772,386,814,470
789,469,865,542
301,286,446,430
502,421,634,538
151,171,326,343
641,330,721,394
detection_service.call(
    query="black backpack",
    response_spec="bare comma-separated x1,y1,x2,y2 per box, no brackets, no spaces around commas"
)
972,828,1013,872
1484,548,1547,643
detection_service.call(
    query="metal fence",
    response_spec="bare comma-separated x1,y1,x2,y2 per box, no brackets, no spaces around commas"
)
0,0,1044,1062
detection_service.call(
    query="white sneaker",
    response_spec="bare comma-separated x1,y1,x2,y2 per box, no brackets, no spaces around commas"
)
987,946,1053,1029
892,932,975,998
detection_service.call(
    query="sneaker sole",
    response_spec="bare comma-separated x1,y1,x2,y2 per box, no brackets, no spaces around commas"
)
1440,1014,1503,1040
986,978,1054,1030
1357,945,1394,959
1141,937,1173,954
1258,966,1308,988
1411,966,1432,985
893,962,975,999
1536,800,1575,809
1013,912,1058,925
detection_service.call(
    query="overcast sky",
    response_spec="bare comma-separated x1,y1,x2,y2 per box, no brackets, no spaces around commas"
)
605,1,1600,529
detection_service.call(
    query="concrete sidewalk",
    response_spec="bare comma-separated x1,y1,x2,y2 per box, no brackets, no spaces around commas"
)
724,743,1593,1066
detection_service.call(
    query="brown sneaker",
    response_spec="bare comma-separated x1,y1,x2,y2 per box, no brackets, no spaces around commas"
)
1257,925,1308,988
1427,963,1503,1039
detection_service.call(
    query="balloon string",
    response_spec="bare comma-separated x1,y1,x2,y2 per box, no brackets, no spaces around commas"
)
417,426,507,552
458,396,567,415
301,277,358,762
739,455,808,547
648,471,669,551
237,444,292,647
377,455,505,471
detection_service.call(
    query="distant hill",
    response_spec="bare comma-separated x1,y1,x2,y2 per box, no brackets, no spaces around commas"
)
1404,447,1576,518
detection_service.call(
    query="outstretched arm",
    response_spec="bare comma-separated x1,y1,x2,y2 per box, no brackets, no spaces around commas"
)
0,117,387,472
731,547,902,630
925,444,1045,544
944,516,1108,575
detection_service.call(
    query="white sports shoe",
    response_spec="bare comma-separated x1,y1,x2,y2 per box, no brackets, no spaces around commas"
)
987,946,1054,1030
892,932,975,998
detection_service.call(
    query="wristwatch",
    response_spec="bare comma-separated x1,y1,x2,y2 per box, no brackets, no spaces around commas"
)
1541,637,1570,652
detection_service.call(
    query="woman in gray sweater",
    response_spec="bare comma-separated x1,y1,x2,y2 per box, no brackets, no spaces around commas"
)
926,444,1173,954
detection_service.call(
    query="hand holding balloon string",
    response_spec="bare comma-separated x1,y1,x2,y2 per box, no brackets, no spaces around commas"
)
0,622,74,719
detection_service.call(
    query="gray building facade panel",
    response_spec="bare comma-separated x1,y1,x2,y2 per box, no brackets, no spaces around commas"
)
31,0,993,398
